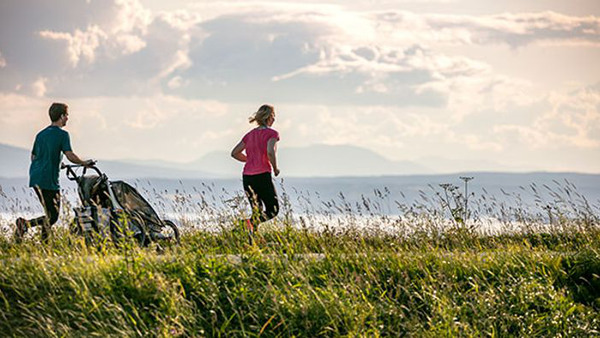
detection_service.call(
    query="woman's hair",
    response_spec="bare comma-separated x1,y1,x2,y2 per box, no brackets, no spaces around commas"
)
249,104,274,126
49,102,68,122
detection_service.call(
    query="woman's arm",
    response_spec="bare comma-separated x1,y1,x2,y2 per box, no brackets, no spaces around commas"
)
267,138,280,176
231,141,247,163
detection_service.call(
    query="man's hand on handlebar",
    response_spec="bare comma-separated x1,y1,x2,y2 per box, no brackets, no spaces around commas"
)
60,160,97,170
61,160,100,181
83,159,96,167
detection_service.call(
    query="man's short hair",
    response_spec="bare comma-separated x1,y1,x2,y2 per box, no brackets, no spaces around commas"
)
49,103,68,122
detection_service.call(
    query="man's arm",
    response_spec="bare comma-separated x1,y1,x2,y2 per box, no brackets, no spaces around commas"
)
231,141,247,163
64,151,93,166
267,138,280,176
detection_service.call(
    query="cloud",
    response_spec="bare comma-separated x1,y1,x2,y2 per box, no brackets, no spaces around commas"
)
376,10,600,47
37,0,151,67
39,25,107,67
31,77,48,97
167,76,186,89
0,93,49,146
155,50,192,81
0,51,5,68
25,3,196,98
2,1,598,107
166,8,599,107
166,11,458,105
59,95,232,161
0,0,155,96
539,85,600,147
157,9,202,31
466,84,600,153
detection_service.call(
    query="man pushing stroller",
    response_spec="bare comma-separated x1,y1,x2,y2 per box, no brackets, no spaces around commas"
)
14,102,94,243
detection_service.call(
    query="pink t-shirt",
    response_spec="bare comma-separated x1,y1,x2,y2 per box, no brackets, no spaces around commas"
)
242,127,280,175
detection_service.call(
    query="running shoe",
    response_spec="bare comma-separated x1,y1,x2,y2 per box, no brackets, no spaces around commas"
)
14,217,27,242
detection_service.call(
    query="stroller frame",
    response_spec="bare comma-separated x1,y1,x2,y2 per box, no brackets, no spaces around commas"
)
62,163,180,246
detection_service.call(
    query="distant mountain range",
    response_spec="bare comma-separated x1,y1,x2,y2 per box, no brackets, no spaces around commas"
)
185,144,432,177
0,143,216,179
1,142,435,179
0,142,581,179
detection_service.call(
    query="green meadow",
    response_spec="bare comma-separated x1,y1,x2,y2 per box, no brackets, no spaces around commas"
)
0,183,599,337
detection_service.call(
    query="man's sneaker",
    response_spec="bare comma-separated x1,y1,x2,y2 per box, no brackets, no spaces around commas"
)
14,217,27,242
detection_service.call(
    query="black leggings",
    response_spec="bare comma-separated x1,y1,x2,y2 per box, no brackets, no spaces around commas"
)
243,172,279,226
28,188,60,241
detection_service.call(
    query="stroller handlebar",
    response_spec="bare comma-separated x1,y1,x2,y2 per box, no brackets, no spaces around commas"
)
61,161,101,181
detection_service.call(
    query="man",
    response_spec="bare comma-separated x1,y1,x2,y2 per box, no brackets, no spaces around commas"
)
14,102,94,243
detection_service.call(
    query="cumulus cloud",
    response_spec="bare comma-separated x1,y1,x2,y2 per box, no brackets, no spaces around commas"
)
157,9,202,31
169,7,598,107
465,84,600,153
4,1,598,105
0,51,6,68
38,0,151,67
538,85,600,147
422,11,600,47
39,26,107,66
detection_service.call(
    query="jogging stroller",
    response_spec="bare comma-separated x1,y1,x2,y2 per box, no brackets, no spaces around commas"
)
62,163,180,246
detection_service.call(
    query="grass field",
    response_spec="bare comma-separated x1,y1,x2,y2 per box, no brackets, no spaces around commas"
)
1,183,599,337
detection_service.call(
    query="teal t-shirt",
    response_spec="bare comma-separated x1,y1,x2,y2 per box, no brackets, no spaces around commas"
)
29,126,72,190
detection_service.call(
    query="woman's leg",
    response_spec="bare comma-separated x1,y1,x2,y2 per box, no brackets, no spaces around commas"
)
256,174,279,222
243,175,263,227
243,173,278,226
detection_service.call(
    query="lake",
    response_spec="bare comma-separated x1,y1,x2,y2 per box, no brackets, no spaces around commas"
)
1,172,599,235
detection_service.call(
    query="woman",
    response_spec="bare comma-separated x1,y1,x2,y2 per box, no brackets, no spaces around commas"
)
231,104,280,233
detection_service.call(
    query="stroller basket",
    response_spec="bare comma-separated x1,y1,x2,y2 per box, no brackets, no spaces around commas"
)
74,206,111,238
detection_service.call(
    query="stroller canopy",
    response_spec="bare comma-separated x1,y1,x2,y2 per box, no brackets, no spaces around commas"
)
78,175,109,207
111,181,162,226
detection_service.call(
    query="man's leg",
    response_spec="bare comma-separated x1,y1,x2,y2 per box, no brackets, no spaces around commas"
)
14,187,46,242
22,188,60,242
40,189,60,242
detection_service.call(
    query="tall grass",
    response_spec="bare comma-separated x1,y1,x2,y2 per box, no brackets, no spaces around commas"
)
0,180,599,336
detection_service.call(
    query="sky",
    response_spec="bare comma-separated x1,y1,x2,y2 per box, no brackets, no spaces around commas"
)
0,0,599,174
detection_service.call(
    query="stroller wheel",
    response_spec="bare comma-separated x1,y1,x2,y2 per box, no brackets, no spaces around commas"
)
110,219,148,247
69,218,83,236
160,220,180,245
135,229,149,247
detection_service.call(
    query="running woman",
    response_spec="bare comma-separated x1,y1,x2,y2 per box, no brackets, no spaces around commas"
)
231,104,280,233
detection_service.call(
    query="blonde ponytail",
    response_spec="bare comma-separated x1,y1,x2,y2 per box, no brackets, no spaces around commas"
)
249,104,274,126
